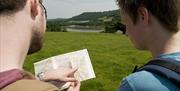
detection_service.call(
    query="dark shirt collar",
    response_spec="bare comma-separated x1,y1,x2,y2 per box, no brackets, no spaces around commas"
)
0,69,23,89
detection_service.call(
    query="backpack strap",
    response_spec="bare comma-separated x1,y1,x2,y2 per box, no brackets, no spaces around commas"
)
133,58,180,88
145,58,180,74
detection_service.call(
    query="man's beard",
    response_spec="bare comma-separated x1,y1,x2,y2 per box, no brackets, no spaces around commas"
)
27,31,43,55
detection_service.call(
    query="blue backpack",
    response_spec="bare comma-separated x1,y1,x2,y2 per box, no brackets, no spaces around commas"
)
132,58,180,88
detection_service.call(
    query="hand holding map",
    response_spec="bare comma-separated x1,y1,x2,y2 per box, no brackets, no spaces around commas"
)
42,68,78,81
34,49,96,90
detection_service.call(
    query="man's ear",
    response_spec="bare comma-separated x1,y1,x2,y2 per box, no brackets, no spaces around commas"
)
137,7,149,25
30,0,38,18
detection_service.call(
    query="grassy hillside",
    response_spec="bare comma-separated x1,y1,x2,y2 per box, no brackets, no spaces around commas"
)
48,10,119,22
24,32,151,91
69,10,119,21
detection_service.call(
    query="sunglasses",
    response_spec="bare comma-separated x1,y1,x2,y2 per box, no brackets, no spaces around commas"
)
39,1,47,19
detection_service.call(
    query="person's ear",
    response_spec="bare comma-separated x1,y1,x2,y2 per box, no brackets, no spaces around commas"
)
30,0,38,18
137,7,149,25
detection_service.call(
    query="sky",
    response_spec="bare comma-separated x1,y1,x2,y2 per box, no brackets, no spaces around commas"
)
43,0,119,19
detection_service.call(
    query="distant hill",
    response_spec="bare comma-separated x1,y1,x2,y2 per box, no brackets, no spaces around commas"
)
47,9,120,22
69,9,120,21
46,9,123,32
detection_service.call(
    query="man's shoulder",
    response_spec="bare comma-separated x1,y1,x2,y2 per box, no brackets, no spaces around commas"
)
123,71,179,91
127,70,157,80
1,79,59,91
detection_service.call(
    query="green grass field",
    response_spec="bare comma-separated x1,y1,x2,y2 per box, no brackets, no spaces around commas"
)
24,32,151,91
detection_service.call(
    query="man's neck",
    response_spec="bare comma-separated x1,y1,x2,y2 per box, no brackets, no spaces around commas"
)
0,13,31,72
148,27,180,58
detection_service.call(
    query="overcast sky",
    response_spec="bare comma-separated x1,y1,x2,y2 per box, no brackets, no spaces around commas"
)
43,0,119,19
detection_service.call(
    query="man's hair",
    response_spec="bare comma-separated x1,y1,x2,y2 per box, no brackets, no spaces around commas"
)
0,0,27,15
117,0,180,32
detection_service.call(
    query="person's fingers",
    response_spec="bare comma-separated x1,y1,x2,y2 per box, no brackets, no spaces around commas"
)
67,82,74,91
74,81,81,91
67,81,80,91
67,68,78,75
76,81,81,89
67,86,73,91
64,77,77,82
70,82,75,87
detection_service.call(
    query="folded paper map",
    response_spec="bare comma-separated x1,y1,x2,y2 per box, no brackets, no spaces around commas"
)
34,49,96,90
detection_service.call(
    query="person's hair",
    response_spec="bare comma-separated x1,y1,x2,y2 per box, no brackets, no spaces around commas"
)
117,0,180,32
0,0,27,15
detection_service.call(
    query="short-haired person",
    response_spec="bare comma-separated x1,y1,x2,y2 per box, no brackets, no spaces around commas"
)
116,0,180,91
0,0,80,91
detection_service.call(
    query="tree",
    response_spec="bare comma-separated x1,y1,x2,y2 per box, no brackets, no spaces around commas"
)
103,20,126,33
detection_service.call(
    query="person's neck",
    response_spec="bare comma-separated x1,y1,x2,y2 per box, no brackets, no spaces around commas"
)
148,24,180,58
0,13,31,72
